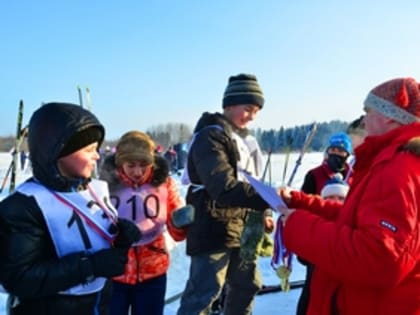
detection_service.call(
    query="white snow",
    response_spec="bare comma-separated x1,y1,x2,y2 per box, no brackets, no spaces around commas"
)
0,151,325,314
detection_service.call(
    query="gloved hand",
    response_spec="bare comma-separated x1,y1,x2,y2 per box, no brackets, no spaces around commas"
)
114,218,142,248
256,232,274,257
171,205,195,228
240,210,265,263
90,248,128,278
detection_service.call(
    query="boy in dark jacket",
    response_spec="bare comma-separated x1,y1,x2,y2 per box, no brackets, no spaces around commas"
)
177,74,270,315
0,103,140,315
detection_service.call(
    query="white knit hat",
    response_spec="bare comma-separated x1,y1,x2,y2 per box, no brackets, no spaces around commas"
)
321,173,349,199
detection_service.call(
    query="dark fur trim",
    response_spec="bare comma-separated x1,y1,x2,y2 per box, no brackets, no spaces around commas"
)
400,137,420,156
150,154,170,186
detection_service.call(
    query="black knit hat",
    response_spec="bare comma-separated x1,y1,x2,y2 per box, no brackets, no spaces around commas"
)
58,126,103,158
222,73,265,109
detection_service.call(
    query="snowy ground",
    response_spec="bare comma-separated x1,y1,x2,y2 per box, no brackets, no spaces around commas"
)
0,151,324,315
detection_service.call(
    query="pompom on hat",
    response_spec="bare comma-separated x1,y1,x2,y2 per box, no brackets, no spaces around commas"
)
115,131,155,167
321,173,349,199
222,73,265,109
364,77,420,125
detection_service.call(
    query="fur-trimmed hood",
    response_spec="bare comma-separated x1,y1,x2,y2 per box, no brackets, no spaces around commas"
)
98,153,169,190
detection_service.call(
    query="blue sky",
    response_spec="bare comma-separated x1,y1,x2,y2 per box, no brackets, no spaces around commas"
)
1,1,420,140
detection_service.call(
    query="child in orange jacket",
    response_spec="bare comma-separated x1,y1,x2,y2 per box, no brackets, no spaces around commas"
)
100,131,186,315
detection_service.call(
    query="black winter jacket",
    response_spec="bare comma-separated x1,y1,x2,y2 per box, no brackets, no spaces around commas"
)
0,103,111,315
185,112,268,255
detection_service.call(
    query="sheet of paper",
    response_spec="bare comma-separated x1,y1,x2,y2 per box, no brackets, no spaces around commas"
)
241,171,287,211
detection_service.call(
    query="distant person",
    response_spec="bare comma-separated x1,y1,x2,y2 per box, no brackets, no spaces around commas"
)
0,103,141,315
163,146,178,173
173,142,188,171
345,116,366,181
347,115,366,150
320,173,349,202
97,145,113,171
99,131,186,315
19,150,28,171
154,144,164,154
281,77,420,314
301,131,353,194
177,73,271,315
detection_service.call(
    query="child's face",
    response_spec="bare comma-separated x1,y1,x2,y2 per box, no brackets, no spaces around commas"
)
325,194,345,202
57,142,100,179
121,160,152,183
224,104,260,129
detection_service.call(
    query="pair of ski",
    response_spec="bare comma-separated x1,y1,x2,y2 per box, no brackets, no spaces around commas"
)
262,122,317,188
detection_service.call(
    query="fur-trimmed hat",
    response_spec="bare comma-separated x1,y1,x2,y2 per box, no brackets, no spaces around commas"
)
364,77,420,125
58,126,103,158
115,131,155,167
222,73,265,109
321,173,349,199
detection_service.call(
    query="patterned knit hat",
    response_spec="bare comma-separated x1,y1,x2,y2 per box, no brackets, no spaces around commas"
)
364,77,420,125
115,131,155,166
321,173,349,199
327,132,352,155
222,73,265,108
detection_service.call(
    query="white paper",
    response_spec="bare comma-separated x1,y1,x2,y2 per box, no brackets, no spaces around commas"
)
241,171,287,212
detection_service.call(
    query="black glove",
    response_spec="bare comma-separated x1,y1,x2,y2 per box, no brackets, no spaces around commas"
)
89,248,128,278
114,218,142,248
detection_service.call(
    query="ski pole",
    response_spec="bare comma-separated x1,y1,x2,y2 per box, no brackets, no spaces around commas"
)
77,85,83,108
287,122,317,187
5,126,28,194
85,86,92,112
9,100,24,193
261,149,272,184
0,160,14,194
281,135,293,186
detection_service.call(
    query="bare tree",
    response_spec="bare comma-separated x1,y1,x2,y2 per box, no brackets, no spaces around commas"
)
147,123,192,149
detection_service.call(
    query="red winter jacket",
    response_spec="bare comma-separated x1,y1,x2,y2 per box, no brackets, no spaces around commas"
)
284,123,420,315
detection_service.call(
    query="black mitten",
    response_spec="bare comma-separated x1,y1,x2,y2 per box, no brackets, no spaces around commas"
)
114,218,142,248
89,248,128,278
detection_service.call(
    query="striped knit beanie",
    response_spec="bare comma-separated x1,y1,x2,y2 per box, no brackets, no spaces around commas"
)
222,73,265,109
364,77,420,125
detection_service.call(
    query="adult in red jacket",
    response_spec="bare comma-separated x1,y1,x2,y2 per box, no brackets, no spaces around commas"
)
281,77,420,315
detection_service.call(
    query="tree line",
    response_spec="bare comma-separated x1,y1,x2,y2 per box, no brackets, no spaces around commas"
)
0,120,349,154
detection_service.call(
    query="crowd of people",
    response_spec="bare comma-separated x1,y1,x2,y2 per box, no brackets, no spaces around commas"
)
0,74,419,315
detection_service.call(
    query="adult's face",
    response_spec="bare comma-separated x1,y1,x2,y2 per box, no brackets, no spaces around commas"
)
363,108,400,136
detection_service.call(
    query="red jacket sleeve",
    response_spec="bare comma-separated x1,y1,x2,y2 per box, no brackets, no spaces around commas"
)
289,190,343,220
